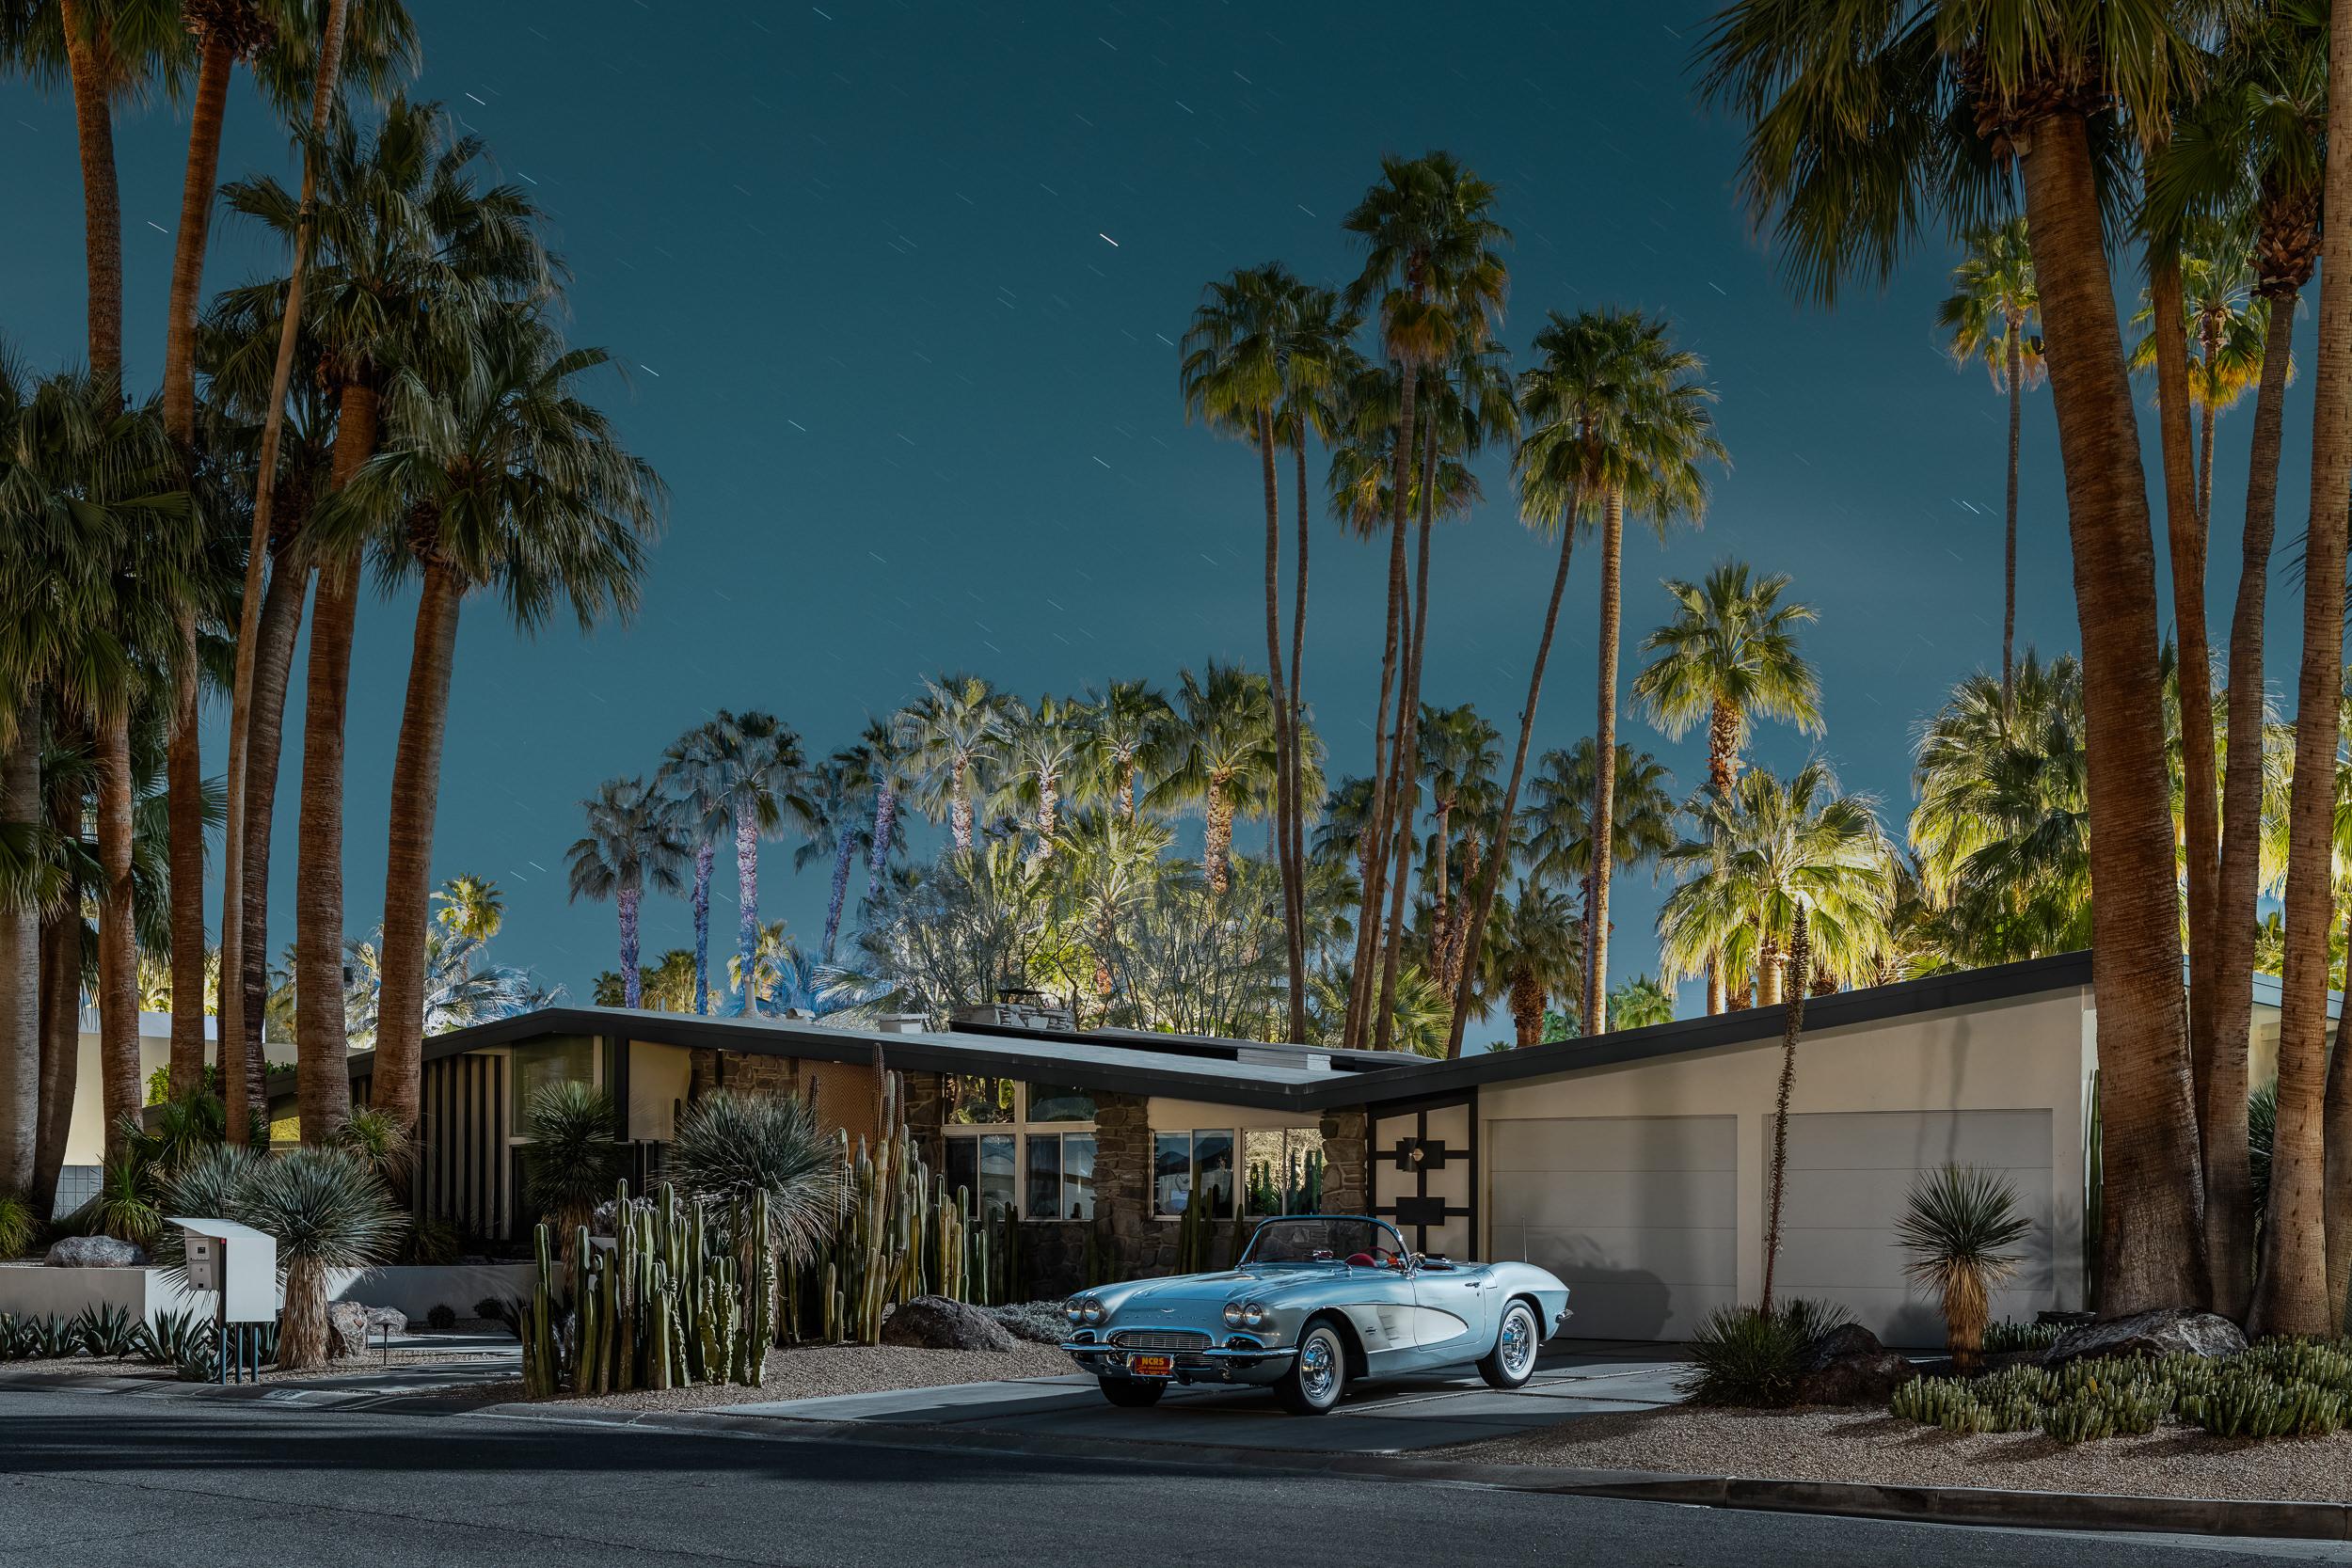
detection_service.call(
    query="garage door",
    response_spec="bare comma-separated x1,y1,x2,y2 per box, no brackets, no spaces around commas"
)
1487,1117,1736,1341
1776,1109,2054,1346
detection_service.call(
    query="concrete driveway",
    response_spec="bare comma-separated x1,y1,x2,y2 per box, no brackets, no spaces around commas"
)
712,1338,1688,1454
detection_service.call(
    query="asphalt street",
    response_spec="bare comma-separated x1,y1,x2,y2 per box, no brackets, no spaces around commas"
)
4,1386,2350,1568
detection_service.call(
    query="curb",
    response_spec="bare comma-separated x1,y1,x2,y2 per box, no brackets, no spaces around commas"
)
466,1401,2352,1542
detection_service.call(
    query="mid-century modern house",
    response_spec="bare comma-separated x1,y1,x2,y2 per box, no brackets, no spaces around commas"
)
283,949,2321,1347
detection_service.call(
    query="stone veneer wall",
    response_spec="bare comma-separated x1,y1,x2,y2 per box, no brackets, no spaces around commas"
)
1318,1106,1367,1218
1090,1091,1171,1277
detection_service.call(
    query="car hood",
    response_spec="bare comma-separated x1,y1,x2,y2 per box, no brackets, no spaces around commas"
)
1101,1263,1388,1319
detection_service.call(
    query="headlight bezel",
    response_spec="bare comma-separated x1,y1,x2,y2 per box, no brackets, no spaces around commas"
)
1078,1295,1107,1325
1064,1297,1085,1324
1241,1302,1270,1329
1221,1301,1244,1328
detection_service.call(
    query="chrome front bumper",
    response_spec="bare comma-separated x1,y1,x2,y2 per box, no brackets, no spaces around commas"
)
1059,1338,1297,1384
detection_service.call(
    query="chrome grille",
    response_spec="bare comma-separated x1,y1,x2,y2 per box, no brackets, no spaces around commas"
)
1109,1329,1211,1352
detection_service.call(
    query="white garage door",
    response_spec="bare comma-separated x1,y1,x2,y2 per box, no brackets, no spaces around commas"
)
1775,1109,2055,1346
1487,1117,1737,1341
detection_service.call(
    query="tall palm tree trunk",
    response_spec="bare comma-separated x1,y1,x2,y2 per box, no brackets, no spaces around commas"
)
159,35,241,1090
285,381,375,1147
217,0,349,1115
1204,782,1234,895
1706,699,1738,1016
0,723,40,1194
58,0,121,386
2018,107,2207,1314
689,839,714,1013
2002,324,2023,706
2152,254,2230,1314
618,883,644,1007
2252,15,2352,1330
2325,892,2352,1328
1758,904,1811,1317
1288,439,1311,1045
866,783,897,895
165,618,207,1099
1348,361,1420,1049
734,800,760,1015
233,555,306,1103
34,902,81,1214
1375,430,1440,1052
1446,511,1580,1058
2198,314,2224,532
822,824,856,964
92,708,138,1163
949,761,972,854
2212,298,2295,1321
374,562,465,1136
1256,409,1303,1040
1582,488,1625,1037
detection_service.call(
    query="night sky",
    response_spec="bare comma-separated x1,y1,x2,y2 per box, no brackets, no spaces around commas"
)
1,1,2322,1021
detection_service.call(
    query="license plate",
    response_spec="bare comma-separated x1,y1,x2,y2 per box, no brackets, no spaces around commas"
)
1129,1354,1174,1377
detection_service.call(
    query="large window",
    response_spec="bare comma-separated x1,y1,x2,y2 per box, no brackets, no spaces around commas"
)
1153,1129,1235,1221
943,1082,1094,1222
1242,1127,1327,1216
509,1037,596,1137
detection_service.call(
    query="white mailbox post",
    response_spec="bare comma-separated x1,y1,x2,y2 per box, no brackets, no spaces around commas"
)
170,1217,277,1384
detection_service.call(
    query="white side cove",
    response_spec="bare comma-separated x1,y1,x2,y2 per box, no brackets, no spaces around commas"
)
1475,984,2098,1347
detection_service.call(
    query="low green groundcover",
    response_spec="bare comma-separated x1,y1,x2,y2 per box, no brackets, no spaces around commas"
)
1889,1338,2352,1444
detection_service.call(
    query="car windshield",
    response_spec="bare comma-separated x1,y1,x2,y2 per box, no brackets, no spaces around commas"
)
1242,1217,1407,1266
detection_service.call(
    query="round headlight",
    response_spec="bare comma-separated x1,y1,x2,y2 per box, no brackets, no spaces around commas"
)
1064,1298,1085,1324
1079,1296,1106,1325
1221,1302,1244,1327
1241,1302,1268,1328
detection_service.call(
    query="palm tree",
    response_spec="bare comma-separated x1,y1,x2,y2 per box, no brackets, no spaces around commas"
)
705,711,812,1017
1936,219,2042,703
339,924,541,1051
1525,738,1677,1027
1079,680,1171,824
796,755,870,965
1481,881,1583,1047
1052,809,1172,1003
433,874,504,941
322,307,661,1134
1910,653,2092,967
657,719,729,1015
224,95,553,1143
900,673,1010,854
1610,974,1676,1029
1147,662,1281,897
1697,0,2210,1315
564,776,690,1008
1413,704,1501,995
1631,562,1821,1012
1341,151,1509,1053
994,693,1087,852
2128,248,2270,530
856,714,915,896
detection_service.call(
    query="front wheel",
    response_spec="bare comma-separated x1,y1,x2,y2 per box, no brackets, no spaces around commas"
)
1478,1299,1541,1390
1275,1318,1348,1415
1099,1378,1165,1408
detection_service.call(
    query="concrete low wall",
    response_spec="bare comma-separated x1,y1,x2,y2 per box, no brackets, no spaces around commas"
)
327,1264,538,1320
0,1260,538,1324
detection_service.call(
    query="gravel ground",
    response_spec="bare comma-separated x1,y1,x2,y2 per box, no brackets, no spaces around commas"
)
1438,1403,2352,1502
526,1338,1077,1412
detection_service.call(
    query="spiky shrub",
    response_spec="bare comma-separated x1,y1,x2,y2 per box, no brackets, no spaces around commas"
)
334,1109,417,1184
1681,1298,1851,1407
64,1154,163,1247
135,1308,207,1366
669,1090,842,1278
1983,1319,2061,1355
226,1147,406,1370
524,1081,625,1262
0,1188,35,1259
1897,1164,2030,1373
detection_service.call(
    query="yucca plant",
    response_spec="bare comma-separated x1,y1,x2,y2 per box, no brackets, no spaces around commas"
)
226,1146,406,1370
1897,1164,2030,1373
1681,1297,1851,1407
152,1145,265,1273
334,1108,418,1184
523,1081,625,1265
0,1187,36,1259
668,1090,842,1274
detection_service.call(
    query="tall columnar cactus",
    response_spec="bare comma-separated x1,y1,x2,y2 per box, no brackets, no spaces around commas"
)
788,1070,967,1338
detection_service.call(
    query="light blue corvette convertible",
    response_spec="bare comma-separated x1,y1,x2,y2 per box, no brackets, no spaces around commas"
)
1060,1214,1572,1414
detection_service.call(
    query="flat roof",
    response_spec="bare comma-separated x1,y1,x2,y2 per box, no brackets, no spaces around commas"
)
334,948,2121,1114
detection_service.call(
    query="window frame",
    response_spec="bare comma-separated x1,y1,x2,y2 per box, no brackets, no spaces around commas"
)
940,1082,1098,1223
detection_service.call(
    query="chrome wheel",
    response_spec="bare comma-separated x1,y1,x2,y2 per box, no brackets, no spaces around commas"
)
1298,1329,1339,1402
1500,1304,1536,1379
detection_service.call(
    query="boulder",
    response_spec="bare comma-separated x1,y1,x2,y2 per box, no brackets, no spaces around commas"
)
43,1235,146,1268
1795,1350,1918,1407
2044,1307,2246,1367
326,1302,405,1358
881,1294,1020,1353
1799,1322,1884,1372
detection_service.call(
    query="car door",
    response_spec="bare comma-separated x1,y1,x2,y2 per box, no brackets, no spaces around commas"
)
1410,1262,1492,1366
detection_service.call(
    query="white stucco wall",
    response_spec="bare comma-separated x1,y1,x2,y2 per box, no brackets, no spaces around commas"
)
1475,985,2098,1335
65,1011,296,1170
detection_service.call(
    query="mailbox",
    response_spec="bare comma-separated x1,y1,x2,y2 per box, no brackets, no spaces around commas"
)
169,1217,277,1324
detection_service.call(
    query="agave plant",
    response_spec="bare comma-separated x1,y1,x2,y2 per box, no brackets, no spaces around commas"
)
1897,1164,2031,1373
667,1090,842,1273
226,1147,406,1370
523,1081,625,1261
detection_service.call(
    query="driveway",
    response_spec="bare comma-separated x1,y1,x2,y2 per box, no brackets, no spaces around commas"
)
689,1338,1688,1453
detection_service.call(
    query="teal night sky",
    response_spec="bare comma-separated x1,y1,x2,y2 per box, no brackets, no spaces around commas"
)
1,1,2319,1018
